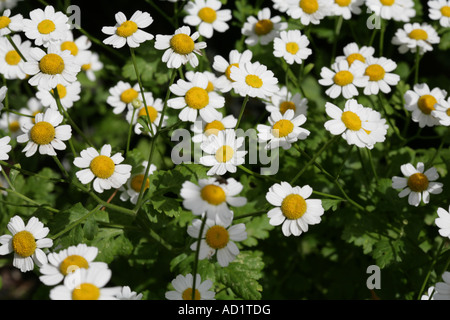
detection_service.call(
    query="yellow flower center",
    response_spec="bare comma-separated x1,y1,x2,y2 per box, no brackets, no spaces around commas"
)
201,184,226,205
441,6,450,17
245,74,263,88
116,20,138,38
61,41,79,56
446,108,450,117
81,63,91,71
341,111,362,131
12,230,36,258
204,120,225,136
409,29,428,41
59,255,89,276
365,64,386,81
90,155,115,179
138,106,158,123
39,53,65,75
279,101,296,114
281,194,307,220
272,119,294,138
206,81,214,92
198,7,217,23
205,225,230,249
30,121,56,145
185,87,209,110
51,84,67,99
37,19,56,34
0,16,11,29
335,0,352,6
182,288,201,300
285,42,299,55
333,70,354,86
407,172,429,192
417,94,437,115
225,63,239,81
130,174,150,193
72,283,101,300
170,33,195,55
346,53,365,65
254,19,273,36
215,145,234,163
5,50,21,66
299,0,319,14
120,88,139,104
31,110,42,124
9,120,20,133
380,0,395,5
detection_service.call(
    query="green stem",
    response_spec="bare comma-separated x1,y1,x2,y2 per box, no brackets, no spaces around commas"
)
5,34,27,62
367,148,379,184
50,205,102,240
377,94,405,142
235,95,249,129
0,187,59,213
1,167,15,191
414,47,421,84
52,155,69,179
417,239,446,300
238,165,279,183
191,214,207,300
379,19,386,56
126,107,137,157
331,15,343,64
144,0,175,27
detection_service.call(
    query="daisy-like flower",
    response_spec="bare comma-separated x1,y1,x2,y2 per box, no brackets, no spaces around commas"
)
362,56,400,95
199,129,247,176
0,35,31,80
432,97,450,126
187,215,247,267
119,161,157,204
16,108,72,157
272,0,292,12
59,31,92,66
286,0,332,25
191,114,237,143
183,0,232,39
154,25,206,69
180,177,247,223
0,112,21,138
257,110,310,150
0,216,53,272
49,265,121,300
366,0,416,21
39,243,108,286
391,162,443,207
212,49,253,93
428,0,450,27
168,72,225,123
435,205,450,239
364,107,389,146
266,182,324,237
102,11,154,49
106,81,141,115
185,70,221,94
165,273,215,300
433,272,450,300
230,61,279,99
36,81,81,110
81,52,103,82
329,0,364,19
318,59,368,99
18,97,44,127
391,22,440,55
335,42,375,66
126,93,168,136
324,99,383,149
0,136,12,170
242,7,287,46
22,5,70,47
115,286,143,300
404,83,447,128
0,9,23,36
273,29,312,65
74,144,132,193
265,86,308,117
23,44,81,90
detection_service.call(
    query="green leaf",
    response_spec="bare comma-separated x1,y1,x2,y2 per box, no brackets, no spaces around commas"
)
83,215,98,240
372,238,404,268
89,228,133,264
321,199,343,211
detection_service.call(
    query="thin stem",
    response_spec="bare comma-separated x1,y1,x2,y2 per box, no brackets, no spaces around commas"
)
377,94,405,142
367,148,379,184
379,19,386,56
331,16,343,64
191,214,207,300
417,239,446,300
0,187,59,213
126,107,137,157
414,47,421,84
144,0,175,27
235,95,249,129
5,34,27,62
1,167,15,191
52,155,69,179
50,205,102,240
238,165,279,183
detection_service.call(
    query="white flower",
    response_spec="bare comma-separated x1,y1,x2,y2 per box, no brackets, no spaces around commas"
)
0,9,23,36
421,286,436,300
16,108,72,157
106,81,141,115
273,29,312,65
391,162,443,207
404,83,447,128
0,0,23,11
22,5,70,47
362,56,400,95
286,0,332,25
49,265,121,300
335,42,375,66
59,31,92,66
257,110,310,150
0,86,7,111
81,52,103,82
18,97,44,128
0,136,12,170
102,11,154,49
39,243,108,286
183,0,232,39
125,92,167,136
212,49,253,93
428,0,450,27
168,72,225,123
191,113,237,143
119,161,157,204
329,0,364,19
272,0,292,12
199,129,247,176
230,61,279,99
180,177,246,223
23,44,81,90
435,205,450,239
432,97,450,126
0,112,21,137
364,107,389,146
266,182,324,237
185,70,221,94
0,215,53,272
154,25,206,69
242,7,287,46
115,286,143,300
74,144,132,193
391,22,440,55
434,272,450,300
36,81,81,110
187,215,247,267
319,60,368,99
265,86,308,118
366,0,416,22
165,273,215,300
0,34,31,80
